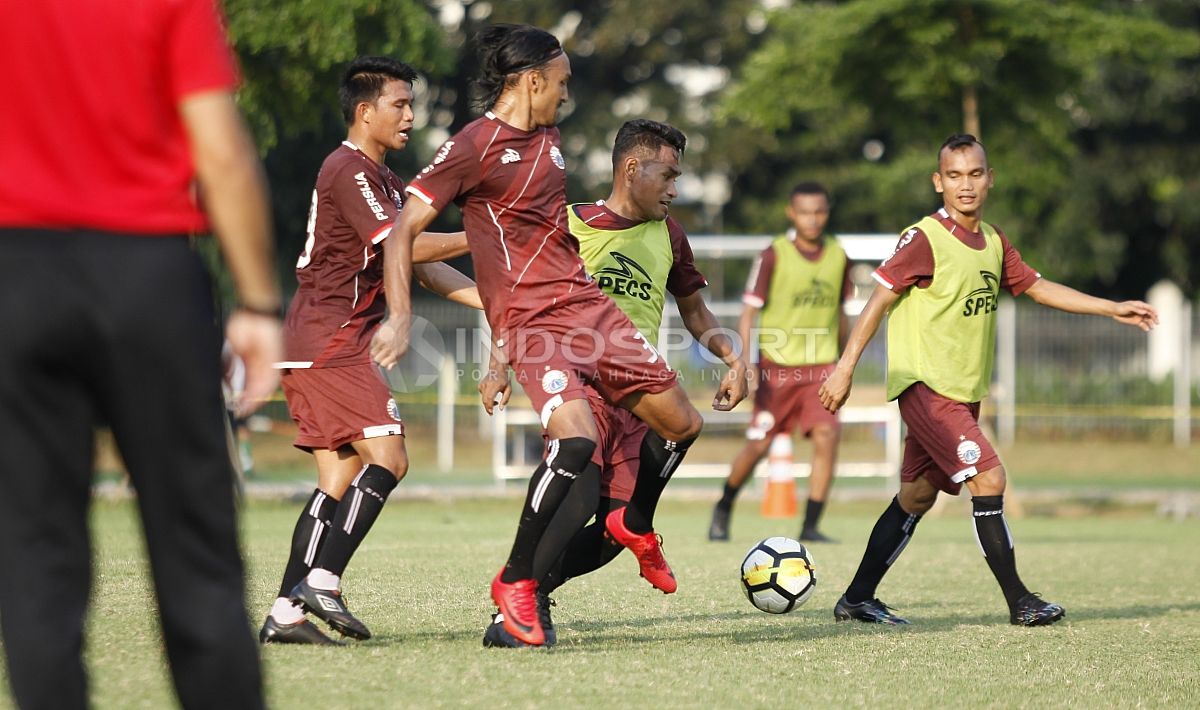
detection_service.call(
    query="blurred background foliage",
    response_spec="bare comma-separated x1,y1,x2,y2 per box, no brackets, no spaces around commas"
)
221,0,1200,301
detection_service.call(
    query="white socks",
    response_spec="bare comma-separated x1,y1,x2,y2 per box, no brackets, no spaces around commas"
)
306,568,340,591
270,597,304,624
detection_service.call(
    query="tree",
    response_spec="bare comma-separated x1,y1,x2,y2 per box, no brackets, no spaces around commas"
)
721,0,1199,296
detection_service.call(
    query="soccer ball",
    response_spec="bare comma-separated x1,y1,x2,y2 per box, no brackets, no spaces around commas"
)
740,536,817,614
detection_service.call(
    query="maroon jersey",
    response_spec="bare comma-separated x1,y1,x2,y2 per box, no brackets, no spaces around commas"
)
283,142,405,367
406,113,597,332
569,202,709,299
873,208,1040,296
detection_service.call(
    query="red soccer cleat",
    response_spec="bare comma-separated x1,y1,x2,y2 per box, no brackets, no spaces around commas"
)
604,507,677,594
490,572,545,646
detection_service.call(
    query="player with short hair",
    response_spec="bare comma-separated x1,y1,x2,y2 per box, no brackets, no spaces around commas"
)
481,118,748,647
818,133,1158,626
262,56,479,645
374,26,733,647
709,181,851,543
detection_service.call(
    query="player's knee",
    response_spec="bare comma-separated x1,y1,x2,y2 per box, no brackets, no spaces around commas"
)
363,450,408,481
672,408,704,441
548,436,596,473
810,426,838,448
898,487,937,515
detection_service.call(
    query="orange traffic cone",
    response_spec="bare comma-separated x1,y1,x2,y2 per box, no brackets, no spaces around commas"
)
760,433,797,519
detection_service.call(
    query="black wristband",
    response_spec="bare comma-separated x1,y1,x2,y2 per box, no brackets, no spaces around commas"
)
238,303,282,318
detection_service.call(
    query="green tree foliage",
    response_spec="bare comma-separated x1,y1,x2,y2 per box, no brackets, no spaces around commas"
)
722,0,1200,296
225,0,451,150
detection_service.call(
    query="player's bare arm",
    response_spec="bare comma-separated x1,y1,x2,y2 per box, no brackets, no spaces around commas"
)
181,90,283,416
413,262,482,310
413,230,470,263
1023,279,1159,332
735,301,762,392
818,284,901,413
478,342,511,415
373,198,440,368
676,291,749,411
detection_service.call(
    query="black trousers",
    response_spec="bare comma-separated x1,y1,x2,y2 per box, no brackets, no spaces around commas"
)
0,229,263,709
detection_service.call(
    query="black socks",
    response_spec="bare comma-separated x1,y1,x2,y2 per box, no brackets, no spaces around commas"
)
277,488,337,597
972,495,1030,609
844,496,922,604
501,437,595,582
623,431,695,534
314,464,398,577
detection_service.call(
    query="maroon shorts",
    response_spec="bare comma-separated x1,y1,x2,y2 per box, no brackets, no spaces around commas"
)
746,362,839,440
897,382,1001,495
281,364,404,451
502,294,676,428
581,392,646,502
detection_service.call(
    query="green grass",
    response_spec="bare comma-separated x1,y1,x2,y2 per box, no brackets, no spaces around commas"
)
3,498,1197,708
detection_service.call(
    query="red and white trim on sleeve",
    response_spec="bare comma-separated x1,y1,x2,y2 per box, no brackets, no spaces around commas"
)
742,293,765,308
405,184,435,205
369,224,392,244
872,270,896,291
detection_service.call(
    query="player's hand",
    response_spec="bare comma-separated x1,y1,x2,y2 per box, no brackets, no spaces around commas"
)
225,310,283,418
1112,300,1159,332
712,360,749,411
370,314,411,369
818,366,853,414
479,366,511,415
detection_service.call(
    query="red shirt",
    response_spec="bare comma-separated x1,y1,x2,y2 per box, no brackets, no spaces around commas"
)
873,208,1041,296
0,0,239,234
569,202,709,299
284,143,406,367
742,233,855,309
406,113,597,332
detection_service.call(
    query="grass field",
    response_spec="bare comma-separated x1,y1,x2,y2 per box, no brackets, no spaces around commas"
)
3,497,1197,709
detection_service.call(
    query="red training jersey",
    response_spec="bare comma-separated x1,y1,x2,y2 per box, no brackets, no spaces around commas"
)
406,112,597,332
0,0,239,234
283,142,406,367
873,208,1040,296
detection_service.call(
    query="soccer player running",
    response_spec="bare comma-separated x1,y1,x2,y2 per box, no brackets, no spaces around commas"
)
709,182,851,543
374,26,721,647
481,119,749,647
818,134,1158,626
263,57,480,645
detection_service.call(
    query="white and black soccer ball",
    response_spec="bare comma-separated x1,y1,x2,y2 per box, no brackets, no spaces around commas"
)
740,536,817,614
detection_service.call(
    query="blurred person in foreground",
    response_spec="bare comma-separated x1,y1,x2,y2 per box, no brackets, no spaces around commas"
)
818,134,1158,627
0,0,281,706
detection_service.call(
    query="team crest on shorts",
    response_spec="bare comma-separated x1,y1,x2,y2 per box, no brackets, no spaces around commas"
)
541,369,568,394
386,398,402,423
550,146,565,170
957,438,982,465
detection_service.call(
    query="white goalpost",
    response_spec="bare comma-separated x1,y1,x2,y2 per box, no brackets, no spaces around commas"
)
491,233,903,483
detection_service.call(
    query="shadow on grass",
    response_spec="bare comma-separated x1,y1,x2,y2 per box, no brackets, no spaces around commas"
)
279,600,1200,651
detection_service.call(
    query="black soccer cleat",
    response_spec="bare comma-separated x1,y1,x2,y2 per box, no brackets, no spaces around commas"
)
1010,592,1065,627
482,594,558,649
834,595,910,624
259,615,343,646
289,579,371,640
799,528,838,544
708,505,730,541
